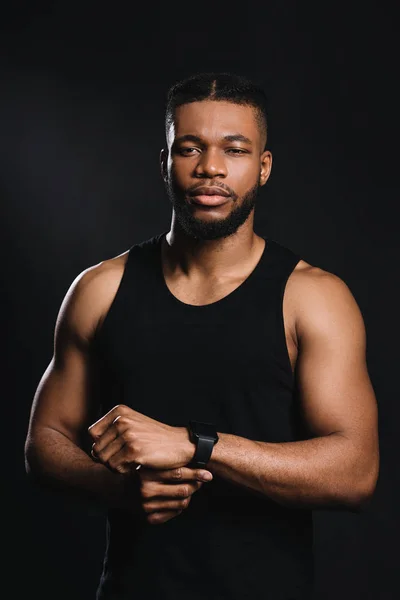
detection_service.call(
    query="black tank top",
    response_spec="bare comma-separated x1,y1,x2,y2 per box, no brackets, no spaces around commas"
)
94,231,314,600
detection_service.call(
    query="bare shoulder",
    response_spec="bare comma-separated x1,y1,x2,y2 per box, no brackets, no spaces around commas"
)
56,249,130,346
286,259,365,342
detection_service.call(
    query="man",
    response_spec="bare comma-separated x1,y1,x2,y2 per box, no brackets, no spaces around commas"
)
24,72,379,600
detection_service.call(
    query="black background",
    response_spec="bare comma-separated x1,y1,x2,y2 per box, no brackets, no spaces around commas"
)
2,2,399,599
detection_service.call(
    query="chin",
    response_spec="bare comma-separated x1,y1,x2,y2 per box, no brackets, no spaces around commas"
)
169,187,258,241
180,218,244,241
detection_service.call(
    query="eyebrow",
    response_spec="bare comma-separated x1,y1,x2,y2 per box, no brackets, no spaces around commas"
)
223,134,253,144
174,133,253,145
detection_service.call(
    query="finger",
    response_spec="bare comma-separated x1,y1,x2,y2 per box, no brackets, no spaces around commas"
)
88,405,127,439
92,437,126,473
147,509,183,525
141,479,201,505
153,467,213,483
91,429,117,457
143,494,192,515
90,447,101,462
109,442,143,474
92,420,129,455
92,436,126,462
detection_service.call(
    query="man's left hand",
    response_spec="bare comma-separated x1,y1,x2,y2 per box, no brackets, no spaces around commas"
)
88,405,195,474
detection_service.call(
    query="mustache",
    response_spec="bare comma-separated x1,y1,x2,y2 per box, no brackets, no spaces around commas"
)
186,182,238,201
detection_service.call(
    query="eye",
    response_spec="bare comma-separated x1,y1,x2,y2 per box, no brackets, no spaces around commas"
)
227,148,247,155
179,147,199,156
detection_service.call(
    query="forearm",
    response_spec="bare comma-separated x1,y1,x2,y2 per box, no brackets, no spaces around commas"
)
25,426,140,512
207,432,371,510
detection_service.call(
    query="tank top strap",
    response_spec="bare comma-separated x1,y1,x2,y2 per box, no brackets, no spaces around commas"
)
253,237,302,282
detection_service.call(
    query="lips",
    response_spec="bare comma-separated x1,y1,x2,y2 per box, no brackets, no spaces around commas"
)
192,195,230,206
190,186,231,206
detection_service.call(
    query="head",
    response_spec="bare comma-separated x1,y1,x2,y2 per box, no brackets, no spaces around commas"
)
160,72,272,241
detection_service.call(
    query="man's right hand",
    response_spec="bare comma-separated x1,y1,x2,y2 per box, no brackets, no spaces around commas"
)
121,466,213,525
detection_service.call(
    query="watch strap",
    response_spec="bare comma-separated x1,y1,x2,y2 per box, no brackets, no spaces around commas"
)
188,435,216,468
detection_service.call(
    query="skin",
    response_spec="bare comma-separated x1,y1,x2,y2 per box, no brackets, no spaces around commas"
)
161,100,269,245
159,100,272,285
25,100,379,529
24,260,211,524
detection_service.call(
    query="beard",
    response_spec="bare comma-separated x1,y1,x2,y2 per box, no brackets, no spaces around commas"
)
165,178,260,241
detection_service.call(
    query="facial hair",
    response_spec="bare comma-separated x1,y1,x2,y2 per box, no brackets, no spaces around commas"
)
166,178,260,241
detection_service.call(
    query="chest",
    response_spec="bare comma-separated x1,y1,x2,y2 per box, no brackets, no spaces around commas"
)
164,272,298,375
96,270,301,442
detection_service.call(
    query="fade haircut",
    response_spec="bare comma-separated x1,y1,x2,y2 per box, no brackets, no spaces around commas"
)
165,72,268,151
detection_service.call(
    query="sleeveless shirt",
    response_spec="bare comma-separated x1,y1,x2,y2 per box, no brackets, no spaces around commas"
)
93,230,314,600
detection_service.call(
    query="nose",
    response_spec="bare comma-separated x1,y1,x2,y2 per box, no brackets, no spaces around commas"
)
194,148,227,178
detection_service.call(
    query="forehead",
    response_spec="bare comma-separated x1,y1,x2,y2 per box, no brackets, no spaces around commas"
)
169,100,260,142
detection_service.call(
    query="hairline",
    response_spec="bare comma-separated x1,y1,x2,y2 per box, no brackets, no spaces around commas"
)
165,98,268,151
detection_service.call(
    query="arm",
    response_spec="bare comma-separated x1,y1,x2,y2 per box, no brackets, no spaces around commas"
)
24,256,138,511
206,269,379,511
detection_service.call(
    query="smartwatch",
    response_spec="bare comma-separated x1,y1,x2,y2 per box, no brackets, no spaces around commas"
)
187,420,219,468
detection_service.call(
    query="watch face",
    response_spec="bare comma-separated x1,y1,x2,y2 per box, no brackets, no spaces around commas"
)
190,421,217,439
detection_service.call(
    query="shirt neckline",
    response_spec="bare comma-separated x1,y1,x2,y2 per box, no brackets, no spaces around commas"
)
155,231,270,310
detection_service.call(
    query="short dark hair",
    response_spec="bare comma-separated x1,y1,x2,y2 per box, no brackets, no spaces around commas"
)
165,72,268,150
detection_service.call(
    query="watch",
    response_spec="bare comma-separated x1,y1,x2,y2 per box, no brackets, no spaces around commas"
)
187,420,219,468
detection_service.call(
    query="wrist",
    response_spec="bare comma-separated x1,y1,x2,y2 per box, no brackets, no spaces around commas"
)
185,421,220,468
178,426,197,464
206,432,229,468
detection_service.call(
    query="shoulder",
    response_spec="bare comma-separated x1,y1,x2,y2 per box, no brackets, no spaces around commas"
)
287,259,365,343
56,249,130,346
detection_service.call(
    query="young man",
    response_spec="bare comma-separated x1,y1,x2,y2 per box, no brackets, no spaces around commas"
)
24,72,379,599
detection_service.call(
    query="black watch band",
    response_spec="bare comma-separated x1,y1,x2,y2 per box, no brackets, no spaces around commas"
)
187,420,219,468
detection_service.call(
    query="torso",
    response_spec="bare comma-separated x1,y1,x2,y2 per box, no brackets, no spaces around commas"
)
162,259,312,376
93,244,317,376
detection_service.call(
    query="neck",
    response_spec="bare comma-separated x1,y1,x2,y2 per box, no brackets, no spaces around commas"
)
162,218,265,279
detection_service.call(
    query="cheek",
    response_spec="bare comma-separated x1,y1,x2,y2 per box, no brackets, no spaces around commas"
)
169,161,196,192
230,161,260,189
170,158,189,180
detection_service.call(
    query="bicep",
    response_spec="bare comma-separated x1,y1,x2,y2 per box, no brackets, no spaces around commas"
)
27,272,102,446
295,272,378,452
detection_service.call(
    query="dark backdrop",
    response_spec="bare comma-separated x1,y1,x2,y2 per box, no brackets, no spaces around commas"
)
2,3,398,599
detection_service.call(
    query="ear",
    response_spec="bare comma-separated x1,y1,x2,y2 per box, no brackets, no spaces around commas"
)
160,148,168,183
259,150,272,186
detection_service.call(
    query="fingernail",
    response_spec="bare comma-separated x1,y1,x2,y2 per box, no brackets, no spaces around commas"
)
201,472,213,481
